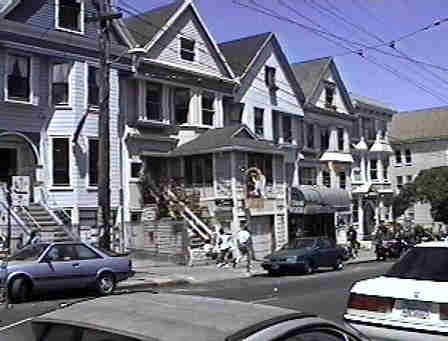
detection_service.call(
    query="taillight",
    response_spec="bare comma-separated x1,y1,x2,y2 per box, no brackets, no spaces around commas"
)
439,304,448,320
347,293,394,313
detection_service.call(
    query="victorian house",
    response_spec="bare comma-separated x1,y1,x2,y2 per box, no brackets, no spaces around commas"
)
289,57,354,243
350,94,395,239
0,0,130,249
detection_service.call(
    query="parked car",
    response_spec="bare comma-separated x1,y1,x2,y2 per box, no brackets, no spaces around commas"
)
24,292,370,341
344,241,448,341
0,241,134,303
262,236,346,275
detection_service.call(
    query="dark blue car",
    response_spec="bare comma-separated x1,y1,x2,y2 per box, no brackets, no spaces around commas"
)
262,236,346,275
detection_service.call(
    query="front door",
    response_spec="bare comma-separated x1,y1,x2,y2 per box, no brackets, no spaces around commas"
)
0,148,17,184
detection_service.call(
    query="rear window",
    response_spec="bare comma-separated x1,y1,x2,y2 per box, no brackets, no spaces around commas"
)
386,247,448,281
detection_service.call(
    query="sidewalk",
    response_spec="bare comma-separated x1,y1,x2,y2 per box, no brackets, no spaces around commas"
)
118,248,377,290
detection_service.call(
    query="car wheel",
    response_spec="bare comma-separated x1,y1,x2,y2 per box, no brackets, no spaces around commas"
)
333,257,344,271
10,277,31,303
302,260,314,275
96,272,116,296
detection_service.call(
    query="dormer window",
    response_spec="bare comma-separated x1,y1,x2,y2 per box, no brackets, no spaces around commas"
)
265,66,277,90
180,38,195,62
324,81,336,109
56,0,84,33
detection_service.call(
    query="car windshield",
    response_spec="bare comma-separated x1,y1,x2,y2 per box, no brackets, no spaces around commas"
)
8,243,49,261
385,247,448,281
284,239,316,249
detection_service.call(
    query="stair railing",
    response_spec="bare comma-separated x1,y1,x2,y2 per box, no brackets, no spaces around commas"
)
0,201,31,237
40,202,79,241
17,206,41,232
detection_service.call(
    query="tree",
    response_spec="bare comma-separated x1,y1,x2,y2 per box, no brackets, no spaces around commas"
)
393,166,448,224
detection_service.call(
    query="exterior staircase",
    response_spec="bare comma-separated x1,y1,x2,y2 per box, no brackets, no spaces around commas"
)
17,204,73,242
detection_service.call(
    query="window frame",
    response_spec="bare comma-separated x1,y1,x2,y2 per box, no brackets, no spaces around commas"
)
144,81,163,121
184,154,213,187
300,167,317,186
370,159,378,181
322,170,331,188
74,244,101,260
320,128,330,151
254,107,264,138
55,0,85,35
5,53,33,104
265,66,277,90
180,37,196,62
405,149,412,164
248,153,273,185
130,161,142,181
174,87,191,125
201,91,215,126
337,127,344,151
51,136,72,188
282,115,292,144
306,123,314,149
51,61,72,107
88,138,99,188
395,149,402,165
339,171,346,189
396,175,403,191
324,81,335,108
87,64,100,108
352,200,359,223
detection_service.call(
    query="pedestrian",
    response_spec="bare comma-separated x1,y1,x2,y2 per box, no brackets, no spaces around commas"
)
216,228,233,268
234,224,253,272
346,225,359,258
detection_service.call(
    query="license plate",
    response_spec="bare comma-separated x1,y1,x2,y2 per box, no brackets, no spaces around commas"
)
400,300,431,319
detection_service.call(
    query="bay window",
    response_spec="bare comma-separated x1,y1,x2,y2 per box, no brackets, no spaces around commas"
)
174,88,190,124
202,91,215,126
146,82,162,121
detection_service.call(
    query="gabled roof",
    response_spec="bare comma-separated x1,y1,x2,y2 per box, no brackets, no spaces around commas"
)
123,0,235,79
291,57,331,101
123,1,184,47
291,56,354,112
389,106,448,144
350,92,396,114
170,124,283,156
218,32,272,78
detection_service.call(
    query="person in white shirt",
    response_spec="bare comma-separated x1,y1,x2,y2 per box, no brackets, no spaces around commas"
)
234,225,253,272
217,228,233,268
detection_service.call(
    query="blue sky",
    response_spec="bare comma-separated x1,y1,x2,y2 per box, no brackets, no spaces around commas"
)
124,0,448,112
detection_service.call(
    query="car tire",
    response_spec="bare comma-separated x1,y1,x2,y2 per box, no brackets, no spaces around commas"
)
10,277,31,303
96,272,116,296
333,257,344,271
302,260,314,275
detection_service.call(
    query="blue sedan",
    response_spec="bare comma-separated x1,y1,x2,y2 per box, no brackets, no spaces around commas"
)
0,241,134,302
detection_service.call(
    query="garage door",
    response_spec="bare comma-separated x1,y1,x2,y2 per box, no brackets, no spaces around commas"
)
250,216,273,259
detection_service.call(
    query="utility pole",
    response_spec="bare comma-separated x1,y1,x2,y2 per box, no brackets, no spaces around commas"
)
91,0,122,250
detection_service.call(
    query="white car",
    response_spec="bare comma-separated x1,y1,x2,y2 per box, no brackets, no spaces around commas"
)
344,241,448,341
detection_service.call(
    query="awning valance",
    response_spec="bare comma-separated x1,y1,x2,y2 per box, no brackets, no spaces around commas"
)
289,185,351,214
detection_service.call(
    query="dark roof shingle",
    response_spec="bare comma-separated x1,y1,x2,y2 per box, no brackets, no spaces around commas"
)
218,32,272,77
123,1,184,46
171,124,282,156
291,57,331,101
389,106,448,143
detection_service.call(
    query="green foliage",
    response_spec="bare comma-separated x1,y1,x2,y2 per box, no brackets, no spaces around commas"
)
393,166,448,224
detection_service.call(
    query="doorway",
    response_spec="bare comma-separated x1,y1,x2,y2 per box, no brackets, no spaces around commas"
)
0,148,17,184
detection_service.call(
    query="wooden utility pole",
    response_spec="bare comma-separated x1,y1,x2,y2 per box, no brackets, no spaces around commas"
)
91,0,121,250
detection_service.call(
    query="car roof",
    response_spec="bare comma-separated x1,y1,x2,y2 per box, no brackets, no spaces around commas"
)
32,293,306,341
415,241,448,248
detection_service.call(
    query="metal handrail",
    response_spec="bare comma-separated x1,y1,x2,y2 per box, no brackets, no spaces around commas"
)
0,201,31,236
19,206,41,231
40,202,79,241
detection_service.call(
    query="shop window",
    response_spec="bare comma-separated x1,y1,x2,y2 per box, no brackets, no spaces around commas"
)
370,159,378,181
405,149,412,164
306,123,314,148
88,139,98,186
300,167,316,185
248,153,273,185
254,107,264,137
322,171,331,188
202,91,215,126
174,88,190,124
52,138,70,186
146,82,162,121
7,54,30,102
180,38,195,62
339,172,346,189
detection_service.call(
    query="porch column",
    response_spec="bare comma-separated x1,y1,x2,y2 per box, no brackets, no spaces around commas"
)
377,158,384,182
360,154,366,182
358,196,364,239
215,93,224,128
190,88,200,125
343,128,350,153
278,113,284,144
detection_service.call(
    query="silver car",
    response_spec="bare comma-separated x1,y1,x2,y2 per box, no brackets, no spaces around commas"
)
0,241,134,302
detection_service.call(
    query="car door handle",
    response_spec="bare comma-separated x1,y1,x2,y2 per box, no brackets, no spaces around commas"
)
72,263,80,267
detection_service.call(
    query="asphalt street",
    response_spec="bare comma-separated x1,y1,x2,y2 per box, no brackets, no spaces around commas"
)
0,261,392,340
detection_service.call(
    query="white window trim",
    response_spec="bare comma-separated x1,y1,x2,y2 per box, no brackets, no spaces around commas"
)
87,137,99,190
137,80,169,123
200,90,216,127
179,36,197,63
4,52,35,105
55,0,85,35
50,60,73,109
49,136,73,190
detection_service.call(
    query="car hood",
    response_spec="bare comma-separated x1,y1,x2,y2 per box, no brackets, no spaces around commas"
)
267,248,311,259
5,260,34,268
351,276,448,303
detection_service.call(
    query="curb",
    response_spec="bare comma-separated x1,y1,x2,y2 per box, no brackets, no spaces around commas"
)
118,278,191,290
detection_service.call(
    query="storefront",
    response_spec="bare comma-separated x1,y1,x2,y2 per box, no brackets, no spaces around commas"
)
288,185,351,242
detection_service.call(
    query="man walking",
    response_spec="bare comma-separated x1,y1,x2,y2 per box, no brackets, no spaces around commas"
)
234,225,253,272
347,225,359,258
